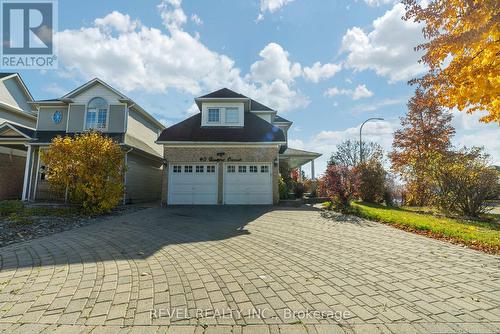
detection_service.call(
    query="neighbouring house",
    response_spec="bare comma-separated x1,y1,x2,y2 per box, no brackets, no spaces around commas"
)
157,88,321,205
23,78,165,203
0,73,37,200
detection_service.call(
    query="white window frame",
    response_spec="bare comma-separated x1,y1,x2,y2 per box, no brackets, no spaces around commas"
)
202,102,244,127
225,107,239,124
85,97,109,131
207,108,220,123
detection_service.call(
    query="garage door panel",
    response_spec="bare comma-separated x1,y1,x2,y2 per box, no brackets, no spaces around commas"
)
169,164,218,205
224,163,272,205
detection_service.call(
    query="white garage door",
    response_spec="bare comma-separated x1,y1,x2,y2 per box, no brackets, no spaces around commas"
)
168,164,218,205
224,163,272,205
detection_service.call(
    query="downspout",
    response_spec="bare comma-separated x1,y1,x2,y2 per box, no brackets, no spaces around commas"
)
123,147,133,205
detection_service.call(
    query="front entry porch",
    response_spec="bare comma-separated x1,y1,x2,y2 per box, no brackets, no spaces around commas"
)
0,122,35,200
279,147,322,180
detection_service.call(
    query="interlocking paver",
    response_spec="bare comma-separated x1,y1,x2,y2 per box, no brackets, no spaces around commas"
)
0,206,499,333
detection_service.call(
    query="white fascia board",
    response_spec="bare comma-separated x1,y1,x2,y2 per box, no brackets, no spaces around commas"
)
0,101,37,118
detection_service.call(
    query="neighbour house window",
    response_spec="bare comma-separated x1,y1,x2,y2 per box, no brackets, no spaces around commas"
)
261,165,269,173
184,165,193,173
225,107,239,124
86,97,108,130
238,165,247,173
249,166,258,173
208,108,220,123
207,165,215,173
227,165,235,173
173,165,182,173
196,165,204,173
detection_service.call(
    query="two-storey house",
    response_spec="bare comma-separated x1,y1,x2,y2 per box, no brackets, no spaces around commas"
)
157,88,321,205
0,73,37,199
23,78,165,203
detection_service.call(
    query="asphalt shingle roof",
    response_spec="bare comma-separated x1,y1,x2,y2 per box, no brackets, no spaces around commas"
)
250,99,274,111
157,112,285,143
0,73,15,79
274,115,292,123
198,88,248,99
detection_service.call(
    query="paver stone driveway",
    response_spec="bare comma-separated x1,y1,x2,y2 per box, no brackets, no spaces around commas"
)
0,206,499,333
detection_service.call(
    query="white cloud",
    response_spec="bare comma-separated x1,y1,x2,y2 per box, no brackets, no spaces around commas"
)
363,0,396,6
258,0,294,20
57,10,309,113
324,84,374,100
353,98,402,112
352,84,374,100
95,11,139,32
340,3,426,82
451,110,500,165
43,83,67,96
190,14,203,25
186,103,199,114
303,62,342,83
158,0,187,31
290,120,396,177
324,87,350,98
288,138,305,150
250,43,301,83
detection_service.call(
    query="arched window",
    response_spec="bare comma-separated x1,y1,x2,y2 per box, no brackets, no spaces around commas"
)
85,97,108,130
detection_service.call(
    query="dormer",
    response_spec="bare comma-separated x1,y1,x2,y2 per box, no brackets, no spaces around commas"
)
195,88,249,127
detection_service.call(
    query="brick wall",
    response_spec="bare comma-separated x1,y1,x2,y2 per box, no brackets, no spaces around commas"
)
0,152,26,200
162,145,280,205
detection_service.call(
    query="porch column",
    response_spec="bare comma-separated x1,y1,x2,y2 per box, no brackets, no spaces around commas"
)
311,160,315,180
21,145,32,201
299,166,303,181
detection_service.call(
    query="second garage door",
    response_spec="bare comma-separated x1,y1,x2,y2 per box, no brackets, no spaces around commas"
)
223,163,272,204
168,164,218,204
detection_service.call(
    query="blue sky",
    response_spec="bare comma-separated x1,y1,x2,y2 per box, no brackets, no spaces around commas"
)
13,0,500,174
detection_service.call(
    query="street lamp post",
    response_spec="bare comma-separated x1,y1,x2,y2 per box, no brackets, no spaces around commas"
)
359,117,384,163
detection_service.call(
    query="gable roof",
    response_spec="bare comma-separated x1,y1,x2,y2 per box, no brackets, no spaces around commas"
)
198,88,247,99
0,122,35,139
0,72,35,110
250,99,274,111
274,115,292,123
37,78,165,130
0,73,16,79
157,112,286,143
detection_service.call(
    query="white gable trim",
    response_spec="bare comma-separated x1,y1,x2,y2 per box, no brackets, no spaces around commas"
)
0,73,35,106
63,78,127,99
0,122,34,139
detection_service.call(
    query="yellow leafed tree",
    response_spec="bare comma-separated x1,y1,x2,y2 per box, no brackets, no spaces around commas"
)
403,0,499,123
41,132,125,214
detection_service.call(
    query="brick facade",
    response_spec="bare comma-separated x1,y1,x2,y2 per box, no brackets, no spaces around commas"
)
161,145,280,205
0,152,26,200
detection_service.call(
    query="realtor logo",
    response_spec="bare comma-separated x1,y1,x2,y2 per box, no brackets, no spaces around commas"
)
1,0,58,69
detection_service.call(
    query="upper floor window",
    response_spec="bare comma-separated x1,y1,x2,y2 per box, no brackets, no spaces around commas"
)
225,107,239,124
86,97,108,130
208,108,220,123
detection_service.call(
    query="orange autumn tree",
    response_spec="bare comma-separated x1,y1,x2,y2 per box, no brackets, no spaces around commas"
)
389,89,455,206
41,131,125,214
403,0,499,123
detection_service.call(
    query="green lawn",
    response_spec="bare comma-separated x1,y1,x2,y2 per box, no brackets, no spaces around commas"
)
349,202,500,253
